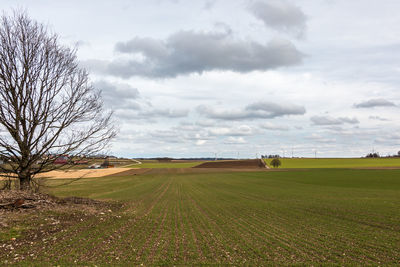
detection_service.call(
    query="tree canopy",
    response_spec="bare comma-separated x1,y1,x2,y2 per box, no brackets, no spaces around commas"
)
270,158,282,168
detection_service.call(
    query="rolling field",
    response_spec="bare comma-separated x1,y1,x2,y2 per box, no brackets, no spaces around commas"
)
265,157,400,168
2,168,399,265
127,160,202,169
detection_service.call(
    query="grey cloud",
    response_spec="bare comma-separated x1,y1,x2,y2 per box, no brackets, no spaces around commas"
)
385,133,400,140
260,122,289,131
98,30,303,78
75,40,90,48
146,127,214,145
249,0,307,38
369,115,389,121
149,130,182,143
339,117,359,124
139,108,189,118
93,80,140,109
93,81,188,122
82,59,108,73
311,115,359,126
208,125,254,136
213,22,233,35
354,98,396,108
150,130,178,139
204,0,217,10
246,101,305,117
374,133,400,145
223,137,246,144
115,37,168,59
114,107,188,122
324,126,344,132
197,101,306,120
307,133,336,143
172,124,202,132
195,120,217,127
114,109,155,123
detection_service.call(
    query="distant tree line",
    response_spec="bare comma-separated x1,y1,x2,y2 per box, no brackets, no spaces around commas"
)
365,151,400,158
136,157,236,161
261,155,280,159
365,152,380,158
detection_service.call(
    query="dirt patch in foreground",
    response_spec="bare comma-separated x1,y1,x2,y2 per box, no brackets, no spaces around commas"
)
194,159,268,169
0,190,122,264
0,190,115,214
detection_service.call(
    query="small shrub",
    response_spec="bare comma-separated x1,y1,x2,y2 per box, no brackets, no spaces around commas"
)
270,158,282,168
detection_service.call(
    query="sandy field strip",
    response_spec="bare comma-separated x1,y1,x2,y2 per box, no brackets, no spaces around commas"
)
37,168,133,179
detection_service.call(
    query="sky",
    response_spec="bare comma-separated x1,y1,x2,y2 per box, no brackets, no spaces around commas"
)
1,0,400,158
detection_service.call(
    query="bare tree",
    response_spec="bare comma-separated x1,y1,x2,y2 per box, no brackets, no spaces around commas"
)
0,11,116,190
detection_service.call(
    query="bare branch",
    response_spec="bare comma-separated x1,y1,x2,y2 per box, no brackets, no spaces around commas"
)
0,11,116,190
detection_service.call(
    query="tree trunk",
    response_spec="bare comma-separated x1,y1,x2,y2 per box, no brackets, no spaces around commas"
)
19,174,31,191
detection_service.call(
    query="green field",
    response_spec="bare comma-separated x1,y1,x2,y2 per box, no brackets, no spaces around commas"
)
127,158,400,169
2,168,399,265
265,157,400,168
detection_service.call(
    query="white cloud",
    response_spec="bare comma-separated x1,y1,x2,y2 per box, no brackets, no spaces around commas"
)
208,125,254,136
224,137,246,144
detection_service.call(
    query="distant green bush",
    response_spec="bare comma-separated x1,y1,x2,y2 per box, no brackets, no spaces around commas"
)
270,158,281,168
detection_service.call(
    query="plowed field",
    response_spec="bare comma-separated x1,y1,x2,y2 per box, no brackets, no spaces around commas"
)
1,169,399,265
194,159,267,169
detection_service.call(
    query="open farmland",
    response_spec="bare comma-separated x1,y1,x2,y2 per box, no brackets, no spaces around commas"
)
265,157,400,169
127,160,203,169
194,159,267,169
1,168,399,265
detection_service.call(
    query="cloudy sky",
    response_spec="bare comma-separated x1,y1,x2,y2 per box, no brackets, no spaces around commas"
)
2,0,400,158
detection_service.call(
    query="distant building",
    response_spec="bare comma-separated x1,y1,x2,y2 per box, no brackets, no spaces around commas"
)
54,156,69,164
89,164,101,169
101,158,114,168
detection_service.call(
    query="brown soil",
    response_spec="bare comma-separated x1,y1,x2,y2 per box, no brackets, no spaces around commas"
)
193,159,268,169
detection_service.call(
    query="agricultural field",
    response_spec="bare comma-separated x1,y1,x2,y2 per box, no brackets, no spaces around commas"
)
1,168,399,265
127,160,203,169
265,157,400,169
